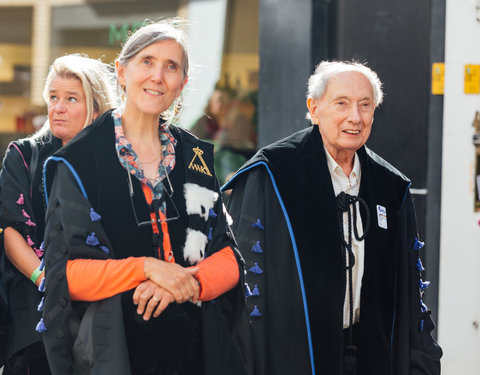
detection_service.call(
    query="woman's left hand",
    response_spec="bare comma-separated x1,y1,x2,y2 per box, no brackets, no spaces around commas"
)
133,280,174,321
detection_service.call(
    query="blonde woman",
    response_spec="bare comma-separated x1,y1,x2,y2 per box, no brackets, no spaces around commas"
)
0,54,116,375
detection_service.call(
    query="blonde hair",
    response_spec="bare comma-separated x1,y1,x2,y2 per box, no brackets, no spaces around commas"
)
43,54,117,127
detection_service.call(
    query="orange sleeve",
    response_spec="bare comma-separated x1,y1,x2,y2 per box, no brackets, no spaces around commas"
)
66,257,147,301
194,247,240,301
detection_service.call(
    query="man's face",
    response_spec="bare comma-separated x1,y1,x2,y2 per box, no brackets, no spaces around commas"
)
307,71,375,159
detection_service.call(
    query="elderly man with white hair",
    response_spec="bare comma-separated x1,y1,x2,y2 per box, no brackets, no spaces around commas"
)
224,61,442,375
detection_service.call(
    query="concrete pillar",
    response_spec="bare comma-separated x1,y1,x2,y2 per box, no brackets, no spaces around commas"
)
258,0,313,146
30,1,51,106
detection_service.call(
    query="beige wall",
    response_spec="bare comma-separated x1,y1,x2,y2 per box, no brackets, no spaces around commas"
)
0,43,33,132
0,96,33,133
219,53,259,91
0,44,31,81
50,46,119,64
0,43,119,133
219,0,259,92
0,0,260,133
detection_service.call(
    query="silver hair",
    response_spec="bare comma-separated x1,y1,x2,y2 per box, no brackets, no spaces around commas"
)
306,60,383,121
34,54,117,141
116,18,189,124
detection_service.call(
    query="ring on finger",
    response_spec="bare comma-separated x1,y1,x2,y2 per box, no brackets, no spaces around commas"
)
152,296,159,302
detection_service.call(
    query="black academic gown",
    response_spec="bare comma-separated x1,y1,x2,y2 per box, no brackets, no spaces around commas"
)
40,110,254,375
224,124,442,375
0,134,61,372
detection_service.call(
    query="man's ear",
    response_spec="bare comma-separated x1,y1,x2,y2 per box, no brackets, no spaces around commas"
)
307,97,319,124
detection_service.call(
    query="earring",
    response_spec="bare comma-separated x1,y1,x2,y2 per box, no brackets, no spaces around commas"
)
173,99,181,116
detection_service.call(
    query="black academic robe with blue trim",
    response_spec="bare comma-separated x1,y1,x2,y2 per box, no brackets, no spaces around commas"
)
224,124,442,375
40,110,254,375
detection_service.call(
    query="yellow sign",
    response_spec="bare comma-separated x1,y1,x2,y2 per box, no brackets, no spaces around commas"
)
465,64,480,94
432,63,445,95
188,147,212,176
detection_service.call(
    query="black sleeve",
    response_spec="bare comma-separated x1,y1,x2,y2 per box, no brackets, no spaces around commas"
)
42,162,130,375
226,168,268,322
226,168,267,366
403,193,442,374
0,142,35,233
189,174,255,375
0,142,38,361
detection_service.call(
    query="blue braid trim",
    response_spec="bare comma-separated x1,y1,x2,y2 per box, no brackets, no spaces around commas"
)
43,156,88,205
222,162,316,375
400,181,412,209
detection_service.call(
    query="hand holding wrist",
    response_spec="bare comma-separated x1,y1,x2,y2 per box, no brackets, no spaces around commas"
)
142,257,200,303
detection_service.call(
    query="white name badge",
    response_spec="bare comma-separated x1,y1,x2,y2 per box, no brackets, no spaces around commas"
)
376,205,388,229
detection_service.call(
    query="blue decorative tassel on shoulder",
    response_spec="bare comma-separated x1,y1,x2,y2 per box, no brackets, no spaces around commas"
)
416,258,425,272
37,296,44,312
38,277,45,293
40,241,45,250
252,219,264,230
208,227,213,241
36,318,47,332
99,246,110,254
419,319,424,332
39,258,45,271
251,241,263,254
245,283,252,297
86,232,99,246
208,208,217,219
249,262,263,275
90,208,102,222
420,299,428,313
413,237,425,251
250,305,262,318
252,284,260,296
419,279,430,291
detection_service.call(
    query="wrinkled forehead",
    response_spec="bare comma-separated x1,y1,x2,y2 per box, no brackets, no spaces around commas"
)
325,70,374,100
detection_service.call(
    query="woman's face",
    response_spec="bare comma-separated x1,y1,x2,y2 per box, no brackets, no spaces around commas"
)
117,40,188,119
48,76,89,145
209,90,225,117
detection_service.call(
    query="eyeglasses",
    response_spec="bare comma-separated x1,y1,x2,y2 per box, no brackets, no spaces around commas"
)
126,163,180,227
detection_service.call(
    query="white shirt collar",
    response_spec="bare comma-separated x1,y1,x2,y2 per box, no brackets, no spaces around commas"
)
324,146,361,181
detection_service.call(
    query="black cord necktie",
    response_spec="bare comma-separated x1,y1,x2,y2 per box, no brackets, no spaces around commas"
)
336,191,370,375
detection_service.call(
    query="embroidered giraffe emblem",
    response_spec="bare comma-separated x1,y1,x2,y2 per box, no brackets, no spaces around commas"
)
188,147,212,176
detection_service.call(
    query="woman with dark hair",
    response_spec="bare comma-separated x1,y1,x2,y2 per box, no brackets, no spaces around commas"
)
41,20,252,375
190,88,230,141
0,54,116,375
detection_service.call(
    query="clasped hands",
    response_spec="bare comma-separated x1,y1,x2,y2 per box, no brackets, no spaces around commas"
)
133,257,200,321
